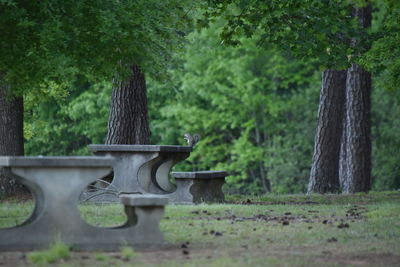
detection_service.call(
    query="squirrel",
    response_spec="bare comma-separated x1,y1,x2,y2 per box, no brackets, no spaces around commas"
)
183,133,200,147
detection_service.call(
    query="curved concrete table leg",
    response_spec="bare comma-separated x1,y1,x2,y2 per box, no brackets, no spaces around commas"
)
153,154,189,193
0,166,111,251
137,155,166,194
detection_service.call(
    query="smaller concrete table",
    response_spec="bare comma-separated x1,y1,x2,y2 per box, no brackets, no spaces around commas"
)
87,145,192,201
0,156,168,251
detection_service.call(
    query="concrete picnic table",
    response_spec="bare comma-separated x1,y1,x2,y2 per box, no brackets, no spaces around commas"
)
87,144,192,200
0,156,168,251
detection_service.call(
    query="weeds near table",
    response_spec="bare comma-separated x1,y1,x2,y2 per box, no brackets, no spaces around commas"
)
27,240,70,264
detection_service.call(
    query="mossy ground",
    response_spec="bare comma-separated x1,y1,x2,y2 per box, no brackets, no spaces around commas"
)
0,191,399,266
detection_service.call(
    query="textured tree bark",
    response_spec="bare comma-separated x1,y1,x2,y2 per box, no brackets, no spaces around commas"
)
341,63,372,193
106,65,150,144
0,82,26,197
338,105,347,189
307,70,346,193
341,5,372,193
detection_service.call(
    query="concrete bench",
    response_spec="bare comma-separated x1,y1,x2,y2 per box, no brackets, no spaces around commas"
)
169,171,227,204
0,156,168,251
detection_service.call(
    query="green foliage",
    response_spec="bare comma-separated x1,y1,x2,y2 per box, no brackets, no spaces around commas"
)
22,2,399,194
371,81,400,190
203,0,400,96
195,0,400,193
24,81,111,155
94,253,109,261
0,0,193,96
360,0,400,91
202,0,368,69
27,240,70,264
148,20,320,194
365,2,400,190
121,246,138,259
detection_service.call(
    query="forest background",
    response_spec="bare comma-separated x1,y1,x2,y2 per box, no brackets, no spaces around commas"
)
7,0,399,195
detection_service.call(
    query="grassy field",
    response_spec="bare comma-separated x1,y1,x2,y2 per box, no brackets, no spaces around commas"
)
0,191,399,266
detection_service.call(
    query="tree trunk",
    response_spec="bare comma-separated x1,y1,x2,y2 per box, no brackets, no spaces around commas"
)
341,63,372,193
0,82,26,198
341,5,372,193
106,65,150,144
338,103,347,189
307,70,346,193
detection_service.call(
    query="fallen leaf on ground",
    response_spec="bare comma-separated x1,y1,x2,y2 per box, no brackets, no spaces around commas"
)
338,223,349,229
327,237,338,242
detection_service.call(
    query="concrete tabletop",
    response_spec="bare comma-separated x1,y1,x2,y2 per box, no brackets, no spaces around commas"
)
89,144,192,153
0,156,114,167
172,171,228,179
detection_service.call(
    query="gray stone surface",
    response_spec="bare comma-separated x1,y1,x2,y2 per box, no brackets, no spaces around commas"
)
90,144,192,153
0,156,167,251
0,156,114,167
172,171,228,179
168,171,227,204
120,193,168,206
86,144,192,201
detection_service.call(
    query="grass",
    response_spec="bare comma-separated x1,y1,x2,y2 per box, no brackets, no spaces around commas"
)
0,200,34,227
163,202,400,252
227,190,400,204
94,253,109,261
120,246,137,260
78,202,126,227
1,191,400,266
27,240,70,264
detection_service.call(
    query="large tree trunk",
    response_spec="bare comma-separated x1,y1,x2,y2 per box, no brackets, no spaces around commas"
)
307,70,347,193
0,82,26,198
340,5,372,193
341,63,372,193
106,65,150,144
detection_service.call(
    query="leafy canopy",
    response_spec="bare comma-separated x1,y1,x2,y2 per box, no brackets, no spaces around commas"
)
201,0,369,68
0,0,192,95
